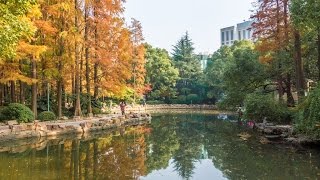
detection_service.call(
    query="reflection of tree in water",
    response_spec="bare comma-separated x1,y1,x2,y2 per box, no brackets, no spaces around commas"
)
147,114,320,180
147,114,211,179
0,127,149,180
145,115,179,173
172,115,203,180
203,120,320,180
1,114,320,179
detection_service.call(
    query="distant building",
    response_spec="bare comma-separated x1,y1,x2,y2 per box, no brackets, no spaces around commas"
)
220,26,235,46
220,20,253,47
197,53,211,70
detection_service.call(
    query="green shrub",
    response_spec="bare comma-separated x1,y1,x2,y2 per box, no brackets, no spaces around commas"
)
244,93,292,124
92,107,102,115
177,95,187,104
0,107,5,121
38,111,56,121
187,94,201,104
295,85,320,138
0,103,35,123
146,100,165,105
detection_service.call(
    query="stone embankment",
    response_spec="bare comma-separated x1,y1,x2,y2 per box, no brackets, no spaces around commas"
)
111,104,217,114
0,113,151,142
254,122,320,145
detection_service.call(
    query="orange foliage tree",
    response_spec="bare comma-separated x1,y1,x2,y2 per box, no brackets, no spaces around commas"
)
252,0,295,106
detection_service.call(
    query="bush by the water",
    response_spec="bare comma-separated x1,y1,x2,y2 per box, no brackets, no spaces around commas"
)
244,93,291,123
295,85,320,138
92,107,102,115
0,103,34,123
146,100,165,105
187,94,201,104
38,111,56,121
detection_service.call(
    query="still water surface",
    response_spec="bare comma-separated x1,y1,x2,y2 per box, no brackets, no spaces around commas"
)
0,113,319,180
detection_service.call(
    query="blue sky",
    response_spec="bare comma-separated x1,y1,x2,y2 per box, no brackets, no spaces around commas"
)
124,0,254,53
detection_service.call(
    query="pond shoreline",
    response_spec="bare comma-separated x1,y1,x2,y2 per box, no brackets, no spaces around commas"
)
110,104,217,114
243,121,320,147
0,113,151,143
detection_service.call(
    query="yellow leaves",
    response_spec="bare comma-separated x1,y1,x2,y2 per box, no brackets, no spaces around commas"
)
16,41,47,60
59,2,72,12
18,16,37,40
59,31,69,38
0,63,35,84
47,3,72,17
27,4,42,19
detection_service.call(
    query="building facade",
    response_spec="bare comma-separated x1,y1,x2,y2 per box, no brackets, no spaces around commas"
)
220,20,253,46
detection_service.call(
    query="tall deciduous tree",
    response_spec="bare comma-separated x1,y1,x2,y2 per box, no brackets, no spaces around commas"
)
130,18,146,102
252,0,295,106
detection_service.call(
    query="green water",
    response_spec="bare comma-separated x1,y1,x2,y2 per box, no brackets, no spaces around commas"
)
0,113,319,180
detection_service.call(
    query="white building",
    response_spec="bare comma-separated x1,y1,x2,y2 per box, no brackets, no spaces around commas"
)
220,20,253,46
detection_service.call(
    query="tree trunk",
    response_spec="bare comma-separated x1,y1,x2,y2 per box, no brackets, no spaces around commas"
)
277,75,284,101
294,30,305,102
85,2,92,116
285,74,295,107
93,63,98,100
317,29,320,81
0,84,3,106
10,81,15,103
74,0,82,117
19,81,25,104
57,13,65,118
57,80,62,118
4,84,8,104
31,58,37,117
93,4,99,100
275,0,284,101
80,48,83,94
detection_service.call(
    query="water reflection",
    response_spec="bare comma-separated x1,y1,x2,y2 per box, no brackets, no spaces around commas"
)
144,113,320,180
0,127,149,180
0,113,319,180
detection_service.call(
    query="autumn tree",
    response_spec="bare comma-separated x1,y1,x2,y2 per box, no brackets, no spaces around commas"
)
252,0,295,106
0,0,146,118
130,18,146,102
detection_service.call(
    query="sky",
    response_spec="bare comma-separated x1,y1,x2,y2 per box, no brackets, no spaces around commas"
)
124,0,254,54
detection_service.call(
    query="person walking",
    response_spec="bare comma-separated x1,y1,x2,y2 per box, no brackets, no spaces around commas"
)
120,101,126,115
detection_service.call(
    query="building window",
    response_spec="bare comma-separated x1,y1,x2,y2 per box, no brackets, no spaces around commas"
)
221,32,225,42
226,31,229,41
231,30,234,41
238,31,241,40
243,30,246,39
226,42,229,45
222,42,225,45
248,30,251,39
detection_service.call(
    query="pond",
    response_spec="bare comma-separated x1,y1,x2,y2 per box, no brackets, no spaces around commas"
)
0,113,319,180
